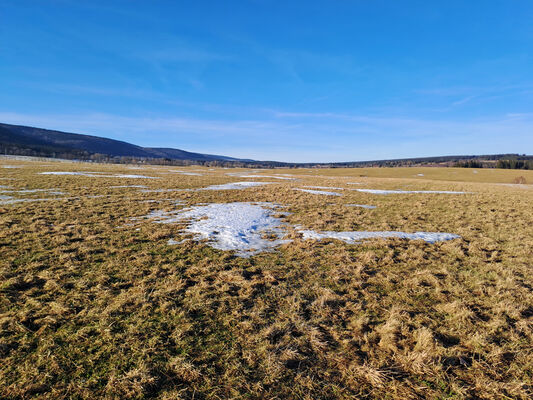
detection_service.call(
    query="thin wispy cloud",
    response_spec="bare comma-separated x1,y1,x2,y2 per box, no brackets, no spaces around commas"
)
1,110,531,162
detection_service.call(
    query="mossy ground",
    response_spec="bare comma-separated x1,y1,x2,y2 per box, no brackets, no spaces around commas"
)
1,160,532,399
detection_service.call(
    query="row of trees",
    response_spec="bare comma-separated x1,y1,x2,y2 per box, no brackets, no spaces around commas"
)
495,159,533,170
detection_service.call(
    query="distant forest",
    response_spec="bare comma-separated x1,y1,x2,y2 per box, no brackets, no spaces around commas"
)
3,143,533,170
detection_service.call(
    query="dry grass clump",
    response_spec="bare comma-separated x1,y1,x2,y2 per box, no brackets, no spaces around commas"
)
0,160,532,399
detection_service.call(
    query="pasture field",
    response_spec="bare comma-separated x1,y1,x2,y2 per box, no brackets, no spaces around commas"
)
0,158,532,399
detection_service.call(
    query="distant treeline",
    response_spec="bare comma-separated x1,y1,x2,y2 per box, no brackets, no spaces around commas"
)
3,144,533,170
454,156,533,170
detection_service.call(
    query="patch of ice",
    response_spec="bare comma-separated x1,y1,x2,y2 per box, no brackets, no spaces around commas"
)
110,185,148,189
113,174,159,179
354,189,467,195
140,188,183,193
169,170,203,176
293,188,342,196
299,230,460,244
244,175,295,180
346,204,377,209
304,186,345,190
154,202,290,257
0,188,65,195
0,197,57,205
39,172,159,179
199,181,274,191
226,173,295,180
141,202,460,256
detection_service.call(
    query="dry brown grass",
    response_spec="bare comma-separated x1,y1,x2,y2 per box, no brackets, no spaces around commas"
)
0,159,532,399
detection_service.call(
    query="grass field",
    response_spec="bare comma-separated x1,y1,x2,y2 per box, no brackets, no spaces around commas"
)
1,158,532,399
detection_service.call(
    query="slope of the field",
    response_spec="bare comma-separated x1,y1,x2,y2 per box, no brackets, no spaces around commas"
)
0,160,531,399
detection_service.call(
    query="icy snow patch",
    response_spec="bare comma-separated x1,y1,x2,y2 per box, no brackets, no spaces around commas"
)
110,185,148,189
113,174,159,179
346,204,377,209
294,188,342,196
299,230,460,244
156,202,289,256
199,181,274,191
0,197,57,205
39,172,159,179
304,186,345,190
225,173,295,180
169,170,203,176
354,189,467,195
142,202,460,256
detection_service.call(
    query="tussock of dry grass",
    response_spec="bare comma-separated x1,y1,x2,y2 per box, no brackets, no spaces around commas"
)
0,160,532,399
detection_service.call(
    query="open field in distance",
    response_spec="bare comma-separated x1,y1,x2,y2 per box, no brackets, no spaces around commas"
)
1,159,532,399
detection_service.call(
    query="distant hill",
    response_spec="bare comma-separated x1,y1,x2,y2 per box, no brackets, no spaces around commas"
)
1,121,530,169
0,122,251,162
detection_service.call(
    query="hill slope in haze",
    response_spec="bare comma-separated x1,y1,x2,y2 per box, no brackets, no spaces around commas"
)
0,122,249,162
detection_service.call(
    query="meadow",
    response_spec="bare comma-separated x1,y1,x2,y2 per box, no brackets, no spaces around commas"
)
0,158,532,399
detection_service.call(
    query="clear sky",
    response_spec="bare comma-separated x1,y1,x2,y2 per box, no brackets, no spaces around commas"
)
1,1,532,162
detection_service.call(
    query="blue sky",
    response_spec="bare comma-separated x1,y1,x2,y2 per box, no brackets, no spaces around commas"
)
1,0,532,162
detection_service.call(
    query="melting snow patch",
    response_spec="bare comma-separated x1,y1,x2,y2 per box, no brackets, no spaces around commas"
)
169,170,203,176
354,189,467,195
226,173,295,180
113,174,159,179
416,174,425,176
153,202,289,257
140,188,183,193
299,230,460,244
0,197,57,205
39,172,159,179
142,202,460,256
40,171,94,176
346,204,376,209
304,186,345,190
110,185,148,188
294,188,342,196
198,181,274,191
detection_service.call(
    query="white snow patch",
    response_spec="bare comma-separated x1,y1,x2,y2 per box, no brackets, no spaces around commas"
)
198,181,274,191
141,202,460,256
299,230,460,244
416,174,425,176
354,189,467,195
294,188,342,196
39,172,159,179
113,174,159,179
0,197,58,205
110,185,148,188
153,202,290,257
346,204,377,209
1,165,22,168
304,186,345,190
140,188,183,193
169,170,203,176
347,182,362,185
226,172,295,180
